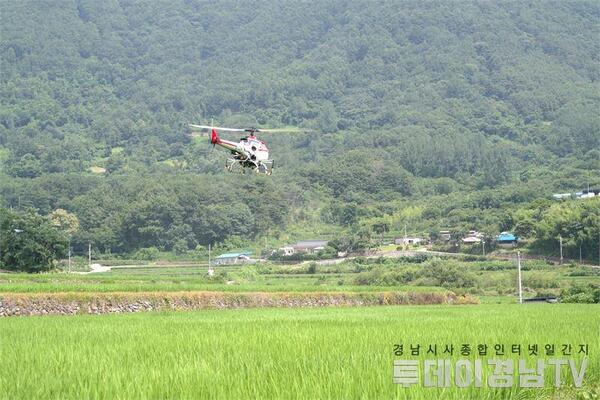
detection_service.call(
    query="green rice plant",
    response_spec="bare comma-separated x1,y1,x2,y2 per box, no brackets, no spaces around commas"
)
0,304,597,399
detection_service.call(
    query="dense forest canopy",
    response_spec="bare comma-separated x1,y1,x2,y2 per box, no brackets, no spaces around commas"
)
0,1,598,259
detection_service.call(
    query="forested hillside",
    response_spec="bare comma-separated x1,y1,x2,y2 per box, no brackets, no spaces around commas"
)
1,1,598,259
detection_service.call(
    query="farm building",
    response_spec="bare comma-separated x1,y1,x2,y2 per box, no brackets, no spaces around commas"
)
279,246,295,256
552,193,572,200
395,237,425,246
553,188,599,200
211,252,252,266
293,240,328,253
577,190,597,199
462,230,483,244
278,240,329,255
496,232,518,247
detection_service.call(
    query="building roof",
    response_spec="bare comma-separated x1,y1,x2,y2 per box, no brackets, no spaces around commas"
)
497,232,517,242
215,252,252,259
293,240,328,249
462,236,482,243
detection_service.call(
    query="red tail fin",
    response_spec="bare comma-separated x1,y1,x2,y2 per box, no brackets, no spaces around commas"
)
210,128,219,144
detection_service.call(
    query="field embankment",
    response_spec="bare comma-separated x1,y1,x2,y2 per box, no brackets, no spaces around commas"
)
0,290,477,316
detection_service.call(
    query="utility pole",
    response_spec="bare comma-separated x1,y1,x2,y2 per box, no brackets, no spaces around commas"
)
68,236,72,272
88,243,91,267
403,224,407,252
559,235,563,264
482,239,485,256
208,243,213,276
517,251,523,304
264,236,267,261
0,217,3,266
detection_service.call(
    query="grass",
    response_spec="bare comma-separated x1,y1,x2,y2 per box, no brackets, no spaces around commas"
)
0,270,445,294
1,259,597,302
0,304,598,399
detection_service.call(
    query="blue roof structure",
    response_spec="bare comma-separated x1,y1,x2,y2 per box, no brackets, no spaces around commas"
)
497,232,517,242
215,251,252,259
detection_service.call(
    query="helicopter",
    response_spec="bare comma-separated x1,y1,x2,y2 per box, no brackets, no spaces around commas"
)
188,124,303,175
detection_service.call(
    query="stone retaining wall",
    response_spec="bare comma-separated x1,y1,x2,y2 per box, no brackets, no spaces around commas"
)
0,291,478,316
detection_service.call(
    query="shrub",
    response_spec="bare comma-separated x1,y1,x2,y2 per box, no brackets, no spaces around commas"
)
352,261,372,273
534,290,558,298
353,267,419,286
568,268,596,277
560,284,600,304
562,292,596,303
419,258,477,288
523,273,559,289
234,266,259,282
133,247,160,261
172,239,189,256
478,262,514,271
396,253,430,263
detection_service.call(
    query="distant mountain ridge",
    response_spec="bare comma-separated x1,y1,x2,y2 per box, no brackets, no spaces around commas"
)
0,1,598,255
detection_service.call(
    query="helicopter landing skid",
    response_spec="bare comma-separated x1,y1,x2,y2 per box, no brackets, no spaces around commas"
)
225,158,273,175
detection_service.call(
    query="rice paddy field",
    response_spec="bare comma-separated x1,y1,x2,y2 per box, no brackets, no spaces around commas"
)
1,259,597,299
1,260,598,398
0,267,445,294
0,304,598,399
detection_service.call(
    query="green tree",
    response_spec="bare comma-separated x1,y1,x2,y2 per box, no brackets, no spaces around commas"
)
49,208,79,236
0,208,68,272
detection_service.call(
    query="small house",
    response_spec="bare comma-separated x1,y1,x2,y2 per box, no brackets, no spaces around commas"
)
212,252,252,266
496,232,518,247
293,240,328,254
395,237,425,246
580,192,596,199
279,246,295,256
462,230,483,244
552,193,572,200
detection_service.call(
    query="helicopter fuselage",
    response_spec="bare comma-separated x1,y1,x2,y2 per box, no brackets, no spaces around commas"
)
214,135,269,162
210,130,273,174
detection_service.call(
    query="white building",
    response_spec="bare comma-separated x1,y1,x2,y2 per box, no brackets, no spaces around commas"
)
211,252,252,266
395,237,425,246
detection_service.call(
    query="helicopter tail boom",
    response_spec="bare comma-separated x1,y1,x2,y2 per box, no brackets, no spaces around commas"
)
213,136,250,159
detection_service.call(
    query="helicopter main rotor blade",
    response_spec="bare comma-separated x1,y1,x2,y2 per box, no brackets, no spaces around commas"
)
256,127,310,133
189,124,246,132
